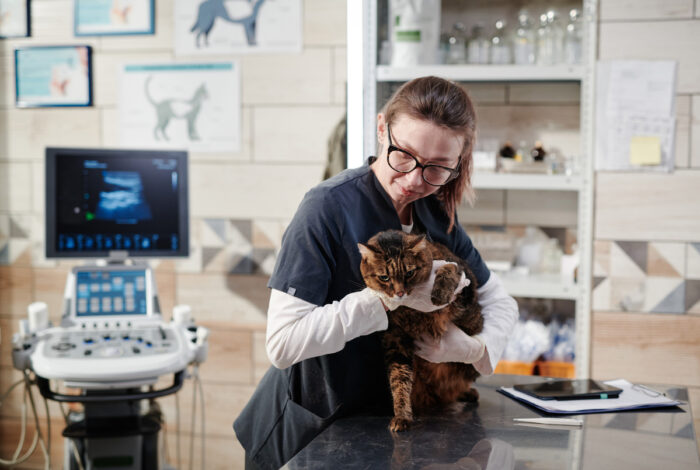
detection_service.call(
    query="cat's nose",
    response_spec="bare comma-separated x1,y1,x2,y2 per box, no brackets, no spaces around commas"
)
396,291,405,298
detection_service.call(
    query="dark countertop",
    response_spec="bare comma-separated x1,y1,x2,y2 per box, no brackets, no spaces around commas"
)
285,374,700,470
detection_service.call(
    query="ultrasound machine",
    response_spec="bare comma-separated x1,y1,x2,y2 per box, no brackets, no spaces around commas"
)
7,147,209,469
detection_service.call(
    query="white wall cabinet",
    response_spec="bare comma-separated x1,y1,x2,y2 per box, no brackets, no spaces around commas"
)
350,0,598,377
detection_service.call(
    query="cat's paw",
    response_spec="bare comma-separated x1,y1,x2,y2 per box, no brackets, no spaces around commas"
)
457,387,480,403
389,416,413,432
431,264,461,305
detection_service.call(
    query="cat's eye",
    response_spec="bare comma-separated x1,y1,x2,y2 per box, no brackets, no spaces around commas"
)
378,275,390,282
405,269,415,279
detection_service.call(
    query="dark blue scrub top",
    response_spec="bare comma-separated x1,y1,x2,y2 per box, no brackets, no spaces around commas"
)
234,161,490,470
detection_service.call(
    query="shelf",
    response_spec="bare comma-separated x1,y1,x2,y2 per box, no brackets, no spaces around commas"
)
472,172,583,191
376,65,585,82
498,272,579,300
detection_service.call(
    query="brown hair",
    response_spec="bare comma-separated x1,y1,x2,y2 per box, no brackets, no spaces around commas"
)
381,76,476,232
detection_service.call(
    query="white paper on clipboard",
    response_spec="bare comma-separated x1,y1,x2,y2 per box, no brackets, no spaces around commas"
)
595,60,677,172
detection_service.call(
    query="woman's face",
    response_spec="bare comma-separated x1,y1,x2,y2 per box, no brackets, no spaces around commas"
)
373,113,464,214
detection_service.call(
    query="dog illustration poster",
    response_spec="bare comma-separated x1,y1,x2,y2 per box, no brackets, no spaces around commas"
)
174,0,302,56
74,0,155,36
15,46,92,107
120,62,240,152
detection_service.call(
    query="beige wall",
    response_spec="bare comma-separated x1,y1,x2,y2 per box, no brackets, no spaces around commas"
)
1,0,700,467
0,0,346,468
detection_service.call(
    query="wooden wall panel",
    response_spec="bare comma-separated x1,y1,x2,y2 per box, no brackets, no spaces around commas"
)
599,21,700,94
595,171,700,242
591,312,700,387
600,0,695,20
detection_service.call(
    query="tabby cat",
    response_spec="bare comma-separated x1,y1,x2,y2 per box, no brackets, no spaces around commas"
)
358,230,483,432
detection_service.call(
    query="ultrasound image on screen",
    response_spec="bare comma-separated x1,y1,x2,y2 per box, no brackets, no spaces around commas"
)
96,171,153,222
47,148,188,258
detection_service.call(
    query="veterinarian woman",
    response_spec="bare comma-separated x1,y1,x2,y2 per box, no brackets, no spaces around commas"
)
234,76,519,470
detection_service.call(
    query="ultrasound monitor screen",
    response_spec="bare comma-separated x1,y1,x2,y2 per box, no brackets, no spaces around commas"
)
46,147,188,258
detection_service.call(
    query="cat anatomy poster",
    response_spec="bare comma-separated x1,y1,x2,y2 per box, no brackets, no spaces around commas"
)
173,0,302,55
119,62,240,152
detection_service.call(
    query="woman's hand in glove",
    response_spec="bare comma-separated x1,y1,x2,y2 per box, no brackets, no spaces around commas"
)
382,260,470,312
415,322,486,364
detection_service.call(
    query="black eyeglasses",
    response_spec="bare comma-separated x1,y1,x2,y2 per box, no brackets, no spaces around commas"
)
386,123,461,187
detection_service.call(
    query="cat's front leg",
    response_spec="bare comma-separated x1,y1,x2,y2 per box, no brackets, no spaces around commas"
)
431,263,461,305
387,360,415,432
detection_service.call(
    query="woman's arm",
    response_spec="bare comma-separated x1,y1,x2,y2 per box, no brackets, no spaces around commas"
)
265,289,388,369
472,272,519,375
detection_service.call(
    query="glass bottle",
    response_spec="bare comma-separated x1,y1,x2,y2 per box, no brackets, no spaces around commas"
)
513,9,536,65
490,20,512,64
546,9,565,64
445,22,468,65
535,13,553,65
564,8,583,65
467,24,490,64
531,141,546,161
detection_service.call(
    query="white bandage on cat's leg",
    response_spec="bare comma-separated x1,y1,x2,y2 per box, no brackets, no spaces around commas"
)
396,260,470,313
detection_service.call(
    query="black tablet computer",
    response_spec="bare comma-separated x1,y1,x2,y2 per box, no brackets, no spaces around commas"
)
514,379,623,401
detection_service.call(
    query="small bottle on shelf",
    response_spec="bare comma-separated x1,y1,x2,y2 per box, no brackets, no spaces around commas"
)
498,141,516,159
515,140,529,162
467,24,490,64
546,9,566,64
445,22,468,65
535,13,553,65
490,20,512,64
564,8,583,65
531,141,547,161
513,9,536,65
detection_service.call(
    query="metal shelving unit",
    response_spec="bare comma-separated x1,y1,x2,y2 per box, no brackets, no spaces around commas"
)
350,0,598,378
376,64,585,82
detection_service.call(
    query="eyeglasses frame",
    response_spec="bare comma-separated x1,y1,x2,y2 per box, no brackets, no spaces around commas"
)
385,123,461,187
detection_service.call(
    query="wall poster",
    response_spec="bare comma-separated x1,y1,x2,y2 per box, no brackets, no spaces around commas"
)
15,45,92,107
119,62,241,153
0,0,30,38
173,0,302,55
74,0,155,36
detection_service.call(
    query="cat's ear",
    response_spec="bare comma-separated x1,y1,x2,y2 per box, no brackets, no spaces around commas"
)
406,234,428,252
357,243,375,260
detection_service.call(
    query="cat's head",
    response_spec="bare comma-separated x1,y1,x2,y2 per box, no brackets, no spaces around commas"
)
357,230,433,300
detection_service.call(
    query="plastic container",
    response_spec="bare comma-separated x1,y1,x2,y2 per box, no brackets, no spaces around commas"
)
536,361,575,378
495,360,536,376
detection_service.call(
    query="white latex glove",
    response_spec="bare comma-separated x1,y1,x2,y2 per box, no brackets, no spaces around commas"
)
415,322,486,364
378,260,471,312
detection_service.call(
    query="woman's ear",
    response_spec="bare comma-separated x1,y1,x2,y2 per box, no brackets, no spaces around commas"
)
376,113,386,141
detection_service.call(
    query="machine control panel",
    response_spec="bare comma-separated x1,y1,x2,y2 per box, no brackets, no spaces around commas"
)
44,325,179,359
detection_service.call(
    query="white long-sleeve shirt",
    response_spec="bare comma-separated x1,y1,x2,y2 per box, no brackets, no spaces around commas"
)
266,272,518,375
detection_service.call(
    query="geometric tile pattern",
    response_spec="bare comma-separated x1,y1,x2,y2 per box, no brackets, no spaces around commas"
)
0,214,32,266
200,218,279,275
593,240,699,314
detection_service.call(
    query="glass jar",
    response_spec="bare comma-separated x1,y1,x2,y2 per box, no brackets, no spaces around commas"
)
564,8,583,64
513,9,536,65
445,22,468,64
535,13,553,65
490,20,512,64
546,9,565,64
467,24,490,64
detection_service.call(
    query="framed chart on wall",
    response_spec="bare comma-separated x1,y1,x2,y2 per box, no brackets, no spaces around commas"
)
74,0,155,36
119,62,241,152
0,0,30,38
14,45,93,108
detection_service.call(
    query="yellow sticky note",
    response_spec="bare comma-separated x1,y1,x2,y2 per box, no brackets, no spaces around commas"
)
629,136,661,165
